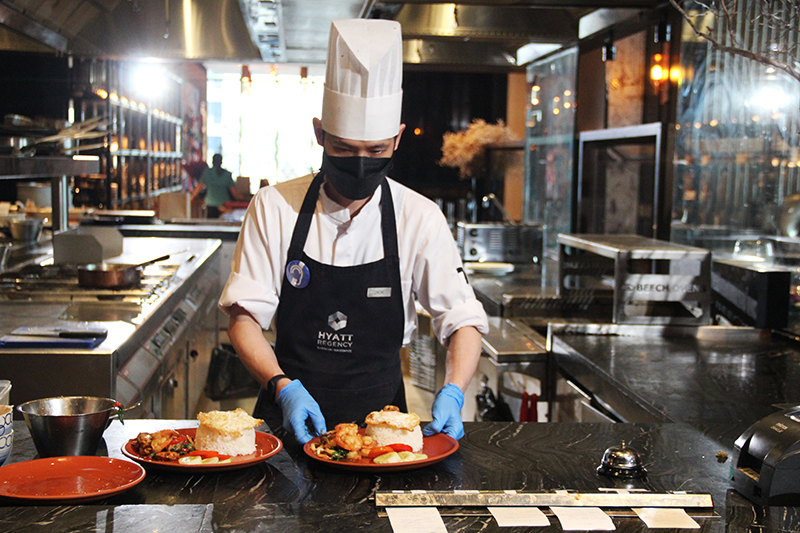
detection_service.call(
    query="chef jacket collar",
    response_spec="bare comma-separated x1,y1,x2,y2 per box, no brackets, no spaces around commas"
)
317,172,383,225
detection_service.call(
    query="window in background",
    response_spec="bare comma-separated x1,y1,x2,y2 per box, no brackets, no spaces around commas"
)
206,67,324,192
207,102,222,125
208,136,222,155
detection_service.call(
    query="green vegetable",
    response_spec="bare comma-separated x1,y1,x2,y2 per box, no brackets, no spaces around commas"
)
114,402,125,425
329,446,349,461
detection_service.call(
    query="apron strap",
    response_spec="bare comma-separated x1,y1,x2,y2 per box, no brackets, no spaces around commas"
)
287,172,324,258
287,173,398,262
378,178,399,261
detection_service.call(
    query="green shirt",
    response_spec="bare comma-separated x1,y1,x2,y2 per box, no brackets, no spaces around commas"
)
200,167,235,207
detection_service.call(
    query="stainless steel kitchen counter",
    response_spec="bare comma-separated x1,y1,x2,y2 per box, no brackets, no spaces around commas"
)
0,236,222,414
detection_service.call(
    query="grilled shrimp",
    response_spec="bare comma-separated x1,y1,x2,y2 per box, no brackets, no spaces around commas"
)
333,423,362,451
150,429,181,453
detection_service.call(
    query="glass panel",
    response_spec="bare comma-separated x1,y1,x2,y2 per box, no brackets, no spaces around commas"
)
671,1,800,251
524,47,578,262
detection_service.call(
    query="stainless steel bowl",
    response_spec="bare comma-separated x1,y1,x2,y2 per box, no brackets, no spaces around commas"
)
16,396,119,457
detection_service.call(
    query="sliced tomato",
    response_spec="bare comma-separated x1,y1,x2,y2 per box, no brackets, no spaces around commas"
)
367,446,394,458
189,450,231,460
367,443,414,458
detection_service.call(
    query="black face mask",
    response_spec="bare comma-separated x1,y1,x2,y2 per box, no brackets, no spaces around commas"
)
321,153,393,200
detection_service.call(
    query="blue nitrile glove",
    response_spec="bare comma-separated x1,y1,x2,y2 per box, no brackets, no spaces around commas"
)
423,383,465,440
276,379,327,444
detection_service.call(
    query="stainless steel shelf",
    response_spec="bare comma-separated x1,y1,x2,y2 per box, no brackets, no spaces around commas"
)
0,155,100,180
0,156,101,232
558,233,712,325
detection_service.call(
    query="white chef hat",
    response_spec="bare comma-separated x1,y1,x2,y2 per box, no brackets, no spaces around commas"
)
321,19,403,141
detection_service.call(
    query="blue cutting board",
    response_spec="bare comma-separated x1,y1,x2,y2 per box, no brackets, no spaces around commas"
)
0,335,105,349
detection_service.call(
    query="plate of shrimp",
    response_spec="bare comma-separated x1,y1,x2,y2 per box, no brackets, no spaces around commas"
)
303,422,458,472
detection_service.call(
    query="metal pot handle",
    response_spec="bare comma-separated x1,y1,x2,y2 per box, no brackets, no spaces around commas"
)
108,401,142,425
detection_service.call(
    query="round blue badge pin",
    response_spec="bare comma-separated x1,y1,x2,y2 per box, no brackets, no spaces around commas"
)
286,260,310,289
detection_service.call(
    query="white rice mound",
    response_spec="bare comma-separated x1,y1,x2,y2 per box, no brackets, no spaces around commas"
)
364,408,423,452
365,424,423,453
195,408,264,456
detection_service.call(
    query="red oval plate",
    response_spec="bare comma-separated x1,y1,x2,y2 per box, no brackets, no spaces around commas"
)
303,431,459,472
122,428,282,473
0,456,146,503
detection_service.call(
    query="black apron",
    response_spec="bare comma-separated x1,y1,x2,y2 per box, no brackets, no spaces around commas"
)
254,172,407,430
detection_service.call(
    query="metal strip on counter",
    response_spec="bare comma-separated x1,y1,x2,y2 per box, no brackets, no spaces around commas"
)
375,490,713,508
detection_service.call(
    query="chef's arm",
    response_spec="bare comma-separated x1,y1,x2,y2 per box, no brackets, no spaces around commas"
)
443,325,483,392
424,325,482,439
227,304,290,400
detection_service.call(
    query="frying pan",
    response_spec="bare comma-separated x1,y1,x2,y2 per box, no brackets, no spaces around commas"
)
77,253,172,289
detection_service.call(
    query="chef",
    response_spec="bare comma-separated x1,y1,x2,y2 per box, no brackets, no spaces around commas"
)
220,18,488,444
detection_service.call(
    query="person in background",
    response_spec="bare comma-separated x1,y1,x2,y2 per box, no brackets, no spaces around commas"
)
192,153,245,218
219,19,488,445
182,148,208,193
182,149,208,218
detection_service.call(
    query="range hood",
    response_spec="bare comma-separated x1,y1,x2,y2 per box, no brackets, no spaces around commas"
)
394,3,583,69
0,0,269,60
0,0,656,68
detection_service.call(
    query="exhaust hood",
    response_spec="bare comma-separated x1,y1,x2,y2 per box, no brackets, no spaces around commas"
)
0,0,268,60
0,0,654,68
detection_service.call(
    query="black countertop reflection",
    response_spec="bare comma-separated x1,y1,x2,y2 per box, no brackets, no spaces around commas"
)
0,419,797,532
551,330,800,436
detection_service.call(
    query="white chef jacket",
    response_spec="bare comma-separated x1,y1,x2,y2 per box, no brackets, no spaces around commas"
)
219,173,488,346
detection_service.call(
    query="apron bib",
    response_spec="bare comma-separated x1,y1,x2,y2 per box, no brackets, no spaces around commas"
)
254,173,406,429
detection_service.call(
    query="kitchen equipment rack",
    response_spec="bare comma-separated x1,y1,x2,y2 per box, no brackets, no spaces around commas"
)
71,58,184,209
558,233,712,325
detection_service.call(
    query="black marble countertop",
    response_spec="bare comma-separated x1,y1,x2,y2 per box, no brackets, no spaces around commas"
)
550,327,800,436
0,419,796,532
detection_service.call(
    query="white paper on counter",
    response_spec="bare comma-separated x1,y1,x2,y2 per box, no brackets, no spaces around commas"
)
489,506,550,527
633,508,700,529
550,507,616,531
386,507,447,533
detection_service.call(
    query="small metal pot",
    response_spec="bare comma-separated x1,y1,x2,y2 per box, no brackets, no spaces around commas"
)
17,396,121,457
77,253,172,289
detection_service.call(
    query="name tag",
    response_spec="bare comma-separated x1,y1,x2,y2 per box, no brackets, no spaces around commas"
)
367,287,392,298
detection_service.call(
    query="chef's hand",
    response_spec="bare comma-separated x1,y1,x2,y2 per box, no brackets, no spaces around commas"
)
277,379,327,444
423,383,465,440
